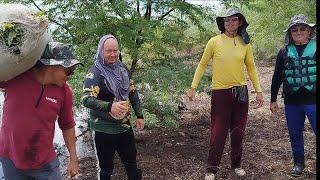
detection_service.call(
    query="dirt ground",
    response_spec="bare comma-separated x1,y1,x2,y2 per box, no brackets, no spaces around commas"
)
69,61,316,180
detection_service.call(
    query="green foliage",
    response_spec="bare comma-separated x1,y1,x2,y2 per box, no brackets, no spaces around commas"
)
225,0,316,60
0,22,24,49
5,0,212,72
68,69,87,107
163,118,179,129
133,56,211,128
140,109,159,128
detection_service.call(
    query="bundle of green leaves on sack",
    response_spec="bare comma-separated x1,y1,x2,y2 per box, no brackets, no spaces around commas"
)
0,22,24,54
0,4,51,81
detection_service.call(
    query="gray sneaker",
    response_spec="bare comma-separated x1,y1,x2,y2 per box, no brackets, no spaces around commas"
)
205,173,215,180
234,168,246,176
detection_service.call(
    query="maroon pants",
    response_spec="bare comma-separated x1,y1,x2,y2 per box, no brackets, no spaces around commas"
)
207,87,249,173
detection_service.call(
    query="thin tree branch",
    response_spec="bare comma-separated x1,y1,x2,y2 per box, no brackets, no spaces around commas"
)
158,0,186,21
30,0,70,32
158,8,175,21
144,0,151,20
136,0,140,16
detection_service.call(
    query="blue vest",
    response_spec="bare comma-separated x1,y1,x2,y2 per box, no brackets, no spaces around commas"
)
284,39,316,94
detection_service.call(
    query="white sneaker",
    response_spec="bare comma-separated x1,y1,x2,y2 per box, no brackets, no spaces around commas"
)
204,173,215,180
234,168,246,176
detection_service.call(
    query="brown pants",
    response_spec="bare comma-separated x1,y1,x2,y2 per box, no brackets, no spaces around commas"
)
207,86,249,173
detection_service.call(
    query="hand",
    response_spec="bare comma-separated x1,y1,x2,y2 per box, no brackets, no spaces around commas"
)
67,158,79,179
136,118,145,130
111,101,129,118
187,88,196,101
270,102,279,114
255,92,264,108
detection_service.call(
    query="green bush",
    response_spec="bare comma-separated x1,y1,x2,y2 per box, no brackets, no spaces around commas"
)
133,55,211,128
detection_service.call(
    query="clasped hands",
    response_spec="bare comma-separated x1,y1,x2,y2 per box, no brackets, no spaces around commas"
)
110,101,145,130
110,100,129,119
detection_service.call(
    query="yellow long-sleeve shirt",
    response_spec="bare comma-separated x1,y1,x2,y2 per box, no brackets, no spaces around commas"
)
191,33,262,92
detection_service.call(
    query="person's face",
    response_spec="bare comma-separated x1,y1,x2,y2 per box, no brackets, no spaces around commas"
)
103,38,119,65
224,15,242,36
290,24,311,45
49,65,75,87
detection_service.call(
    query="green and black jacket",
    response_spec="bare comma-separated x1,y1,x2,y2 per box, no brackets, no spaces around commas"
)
82,65,143,134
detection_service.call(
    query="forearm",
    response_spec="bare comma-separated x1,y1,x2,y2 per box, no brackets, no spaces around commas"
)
90,109,120,123
247,66,262,92
271,50,285,102
62,127,78,161
270,76,282,102
191,65,206,89
244,44,262,92
245,58,262,92
82,95,112,112
270,62,283,102
129,90,144,118
191,41,213,89
82,85,123,123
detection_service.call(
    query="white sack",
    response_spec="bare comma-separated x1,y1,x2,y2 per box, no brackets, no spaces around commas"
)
0,4,52,81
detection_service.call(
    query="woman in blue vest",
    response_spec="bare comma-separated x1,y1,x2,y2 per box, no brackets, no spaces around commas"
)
270,14,316,177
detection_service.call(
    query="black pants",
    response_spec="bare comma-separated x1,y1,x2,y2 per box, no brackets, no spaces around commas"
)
94,129,142,180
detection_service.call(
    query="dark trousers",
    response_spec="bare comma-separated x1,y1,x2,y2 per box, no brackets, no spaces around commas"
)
285,104,316,163
207,87,249,173
94,129,142,180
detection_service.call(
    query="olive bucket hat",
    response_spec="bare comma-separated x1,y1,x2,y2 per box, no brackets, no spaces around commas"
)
39,42,83,68
284,14,316,44
216,8,250,44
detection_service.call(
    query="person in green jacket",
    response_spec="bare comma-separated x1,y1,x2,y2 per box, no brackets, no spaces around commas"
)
82,34,144,180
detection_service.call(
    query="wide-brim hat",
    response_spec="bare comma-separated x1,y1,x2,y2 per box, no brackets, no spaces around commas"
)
283,14,316,32
39,42,83,68
284,14,316,44
216,8,249,33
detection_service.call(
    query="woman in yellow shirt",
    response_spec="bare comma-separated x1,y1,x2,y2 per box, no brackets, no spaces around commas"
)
188,8,264,180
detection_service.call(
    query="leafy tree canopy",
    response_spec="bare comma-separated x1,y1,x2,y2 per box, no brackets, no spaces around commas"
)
1,0,215,72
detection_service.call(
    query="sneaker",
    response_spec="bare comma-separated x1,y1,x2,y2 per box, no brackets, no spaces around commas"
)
290,163,304,177
234,168,246,176
204,173,215,180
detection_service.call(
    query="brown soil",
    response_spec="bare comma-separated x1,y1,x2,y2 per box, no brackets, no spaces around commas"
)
70,61,316,180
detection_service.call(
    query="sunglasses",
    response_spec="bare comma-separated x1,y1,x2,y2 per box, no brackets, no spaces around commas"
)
291,26,308,33
223,16,239,23
65,68,74,76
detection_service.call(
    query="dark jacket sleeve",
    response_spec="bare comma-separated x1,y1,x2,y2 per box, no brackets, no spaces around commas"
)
128,79,144,119
123,65,144,119
82,67,113,112
271,48,286,102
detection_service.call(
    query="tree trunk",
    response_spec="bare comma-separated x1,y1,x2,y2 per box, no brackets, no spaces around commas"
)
130,54,139,74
